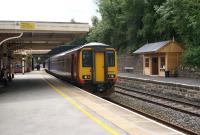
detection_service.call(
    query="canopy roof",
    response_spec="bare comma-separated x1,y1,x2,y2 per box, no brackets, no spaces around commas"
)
0,21,89,54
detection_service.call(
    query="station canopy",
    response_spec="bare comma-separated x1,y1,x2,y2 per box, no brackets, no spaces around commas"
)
0,21,90,54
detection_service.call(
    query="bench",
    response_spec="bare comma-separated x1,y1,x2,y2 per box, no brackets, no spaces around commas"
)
124,67,134,73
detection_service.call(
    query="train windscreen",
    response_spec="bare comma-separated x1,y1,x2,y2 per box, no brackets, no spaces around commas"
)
82,50,92,67
107,51,115,67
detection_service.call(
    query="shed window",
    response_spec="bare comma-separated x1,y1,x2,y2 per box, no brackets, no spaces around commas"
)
160,57,165,69
82,50,92,67
106,51,115,67
145,58,149,67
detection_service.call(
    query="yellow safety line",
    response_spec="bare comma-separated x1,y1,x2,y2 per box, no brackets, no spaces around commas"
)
44,79,120,135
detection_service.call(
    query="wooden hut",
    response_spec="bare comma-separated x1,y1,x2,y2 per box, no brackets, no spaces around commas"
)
134,41,184,77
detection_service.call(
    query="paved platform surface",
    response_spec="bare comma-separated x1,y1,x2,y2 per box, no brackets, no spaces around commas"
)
0,71,115,135
0,71,185,135
119,73,200,87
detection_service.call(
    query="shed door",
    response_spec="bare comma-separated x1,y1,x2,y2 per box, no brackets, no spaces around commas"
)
95,52,105,82
152,57,158,75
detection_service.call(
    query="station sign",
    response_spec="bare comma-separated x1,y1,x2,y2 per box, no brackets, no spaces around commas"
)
19,22,36,29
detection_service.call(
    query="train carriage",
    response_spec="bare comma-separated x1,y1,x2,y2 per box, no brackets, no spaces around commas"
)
46,42,118,95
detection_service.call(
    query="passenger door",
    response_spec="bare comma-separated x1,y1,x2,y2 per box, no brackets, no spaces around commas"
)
95,52,105,82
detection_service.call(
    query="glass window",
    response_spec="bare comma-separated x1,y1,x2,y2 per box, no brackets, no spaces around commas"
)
107,51,115,67
82,50,92,67
160,57,165,69
145,58,149,67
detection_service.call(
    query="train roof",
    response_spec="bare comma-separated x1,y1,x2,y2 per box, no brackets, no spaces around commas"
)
47,45,79,56
51,42,110,59
84,42,109,47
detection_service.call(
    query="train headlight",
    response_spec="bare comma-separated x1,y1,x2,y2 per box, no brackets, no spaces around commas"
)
107,74,115,78
82,75,90,80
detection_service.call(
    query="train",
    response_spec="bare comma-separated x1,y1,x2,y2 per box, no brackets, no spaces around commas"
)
45,42,118,96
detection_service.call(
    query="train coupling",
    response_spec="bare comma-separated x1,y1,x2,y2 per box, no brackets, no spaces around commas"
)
96,84,105,92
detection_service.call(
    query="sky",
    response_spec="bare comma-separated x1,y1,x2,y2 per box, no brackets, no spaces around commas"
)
0,0,99,25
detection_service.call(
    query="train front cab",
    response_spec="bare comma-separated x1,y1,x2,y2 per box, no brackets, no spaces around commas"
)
79,47,117,93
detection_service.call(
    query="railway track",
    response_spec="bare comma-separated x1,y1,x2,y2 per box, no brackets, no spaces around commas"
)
115,85,200,117
53,77,199,135
108,85,200,135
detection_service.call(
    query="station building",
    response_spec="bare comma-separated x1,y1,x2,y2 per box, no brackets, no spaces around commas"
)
134,40,184,77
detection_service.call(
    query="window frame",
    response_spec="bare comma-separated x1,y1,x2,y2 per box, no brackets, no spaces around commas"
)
160,57,166,69
145,58,149,68
82,50,92,67
106,50,115,67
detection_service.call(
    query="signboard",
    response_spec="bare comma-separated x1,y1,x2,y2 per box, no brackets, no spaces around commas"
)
20,22,36,29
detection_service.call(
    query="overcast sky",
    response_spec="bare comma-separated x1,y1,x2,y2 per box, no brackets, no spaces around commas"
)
0,0,98,25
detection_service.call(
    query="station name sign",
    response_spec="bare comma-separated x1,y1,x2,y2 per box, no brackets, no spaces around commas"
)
19,22,36,29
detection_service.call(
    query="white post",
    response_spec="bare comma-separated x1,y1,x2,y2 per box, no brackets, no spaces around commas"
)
22,58,25,74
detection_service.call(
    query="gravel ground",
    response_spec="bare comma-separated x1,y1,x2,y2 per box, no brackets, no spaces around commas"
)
119,73,200,87
116,83,200,107
109,92,200,135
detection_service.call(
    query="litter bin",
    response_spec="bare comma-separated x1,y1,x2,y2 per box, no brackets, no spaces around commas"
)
165,71,170,77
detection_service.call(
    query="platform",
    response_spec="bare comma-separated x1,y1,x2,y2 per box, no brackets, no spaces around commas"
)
119,72,200,87
0,70,185,135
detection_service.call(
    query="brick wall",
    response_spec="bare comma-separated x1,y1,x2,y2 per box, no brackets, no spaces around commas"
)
118,54,143,74
117,76,200,101
178,68,200,79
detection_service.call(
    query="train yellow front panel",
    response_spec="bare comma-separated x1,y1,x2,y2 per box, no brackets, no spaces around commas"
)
95,52,104,82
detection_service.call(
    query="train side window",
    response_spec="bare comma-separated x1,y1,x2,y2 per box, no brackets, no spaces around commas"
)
82,50,92,67
107,51,115,67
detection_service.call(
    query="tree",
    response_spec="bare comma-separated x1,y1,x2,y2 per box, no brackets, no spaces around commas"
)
86,0,200,67
121,0,145,50
87,19,113,44
91,16,99,27
138,0,166,43
156,0,200,67
182,47,200,68
156,0,200,47
67,35,87,45
87,0,126,50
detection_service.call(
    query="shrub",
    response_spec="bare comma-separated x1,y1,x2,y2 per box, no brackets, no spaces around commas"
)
182,47,200,68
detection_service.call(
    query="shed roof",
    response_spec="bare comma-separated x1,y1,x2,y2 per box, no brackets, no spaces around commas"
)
134,41,170,54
